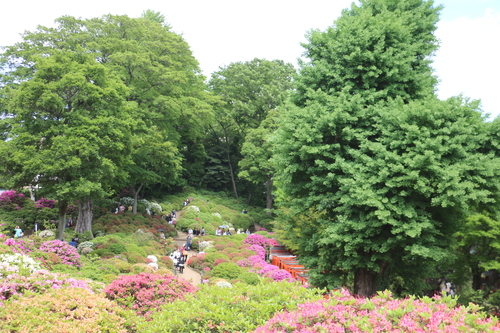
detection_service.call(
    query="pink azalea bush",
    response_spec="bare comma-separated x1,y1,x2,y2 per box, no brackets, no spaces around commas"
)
3,238,35,254
104,273,198,318
0,190,26,211
252,289,500,332
0,270,97,305
38,240,81,268
35,197,56,209
246,244,266,260
244,234,269,248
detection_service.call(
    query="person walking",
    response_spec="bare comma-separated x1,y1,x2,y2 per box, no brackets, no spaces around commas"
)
178,256,185,274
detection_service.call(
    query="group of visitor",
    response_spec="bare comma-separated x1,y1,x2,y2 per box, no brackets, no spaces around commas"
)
170,247,187,274
215,228,232,236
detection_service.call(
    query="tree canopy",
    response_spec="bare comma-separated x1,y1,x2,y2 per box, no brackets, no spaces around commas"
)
271,0,500,297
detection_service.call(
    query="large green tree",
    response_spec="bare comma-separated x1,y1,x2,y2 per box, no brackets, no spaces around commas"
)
272,0,500,297
1,13,214,220
207,58,295,200
0,51,133,239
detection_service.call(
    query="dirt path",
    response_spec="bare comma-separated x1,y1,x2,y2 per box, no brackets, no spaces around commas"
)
173,230,202,286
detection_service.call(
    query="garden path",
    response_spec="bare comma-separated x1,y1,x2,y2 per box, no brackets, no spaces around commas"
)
174,230,201,286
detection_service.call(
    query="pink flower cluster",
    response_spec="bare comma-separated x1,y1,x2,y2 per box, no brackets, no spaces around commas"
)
252,290,500,332
246,244,266,260
38,240,81,268
104,273,198,318
35,197,56,209
244,234,269,248
0,190,26,211
0,270,93,304
4,238,35,254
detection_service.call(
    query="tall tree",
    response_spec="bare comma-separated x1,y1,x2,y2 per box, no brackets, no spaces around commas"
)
208,58,295,199
238,109,281,212
0,51,133,239
1,14,214,218
272,0,500,296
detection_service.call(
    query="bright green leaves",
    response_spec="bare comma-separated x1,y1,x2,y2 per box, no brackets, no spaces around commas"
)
295,0,441,107
2,49,133,202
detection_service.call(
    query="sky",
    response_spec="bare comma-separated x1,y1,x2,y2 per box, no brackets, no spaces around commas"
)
1,0,499,119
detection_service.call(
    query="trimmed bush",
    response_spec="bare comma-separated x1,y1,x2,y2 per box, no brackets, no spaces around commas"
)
211,262,244,280
104,273,197,318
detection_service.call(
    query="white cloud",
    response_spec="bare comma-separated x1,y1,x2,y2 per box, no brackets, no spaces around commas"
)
433,8,500,119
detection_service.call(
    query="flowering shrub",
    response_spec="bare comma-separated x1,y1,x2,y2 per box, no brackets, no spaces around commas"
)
77,241,94,253
104,273,197,317
35,197,56,209
198,240,212,252
264,268,293,282
0,288,135,332
0,190,27,211
246,244,266,260
38,240,81,268
252,290,500,332
3,238,35,254
0,270,99,304
244,234,270,248
0,252,41,277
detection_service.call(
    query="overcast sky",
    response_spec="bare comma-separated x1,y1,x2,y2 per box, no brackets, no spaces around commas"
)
1,0,499,119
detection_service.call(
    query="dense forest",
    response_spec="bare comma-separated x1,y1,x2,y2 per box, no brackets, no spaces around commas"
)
2,0,500,304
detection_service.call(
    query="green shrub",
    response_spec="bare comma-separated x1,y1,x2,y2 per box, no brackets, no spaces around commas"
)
211,262,244,280
124,244,147,257
239,272,261,285
140,282,323,332
203,252,230,267
92,248,114,258
124,252,145,264
108,243,127,254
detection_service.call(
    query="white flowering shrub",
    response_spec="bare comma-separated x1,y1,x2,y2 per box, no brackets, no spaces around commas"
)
77,241,94,253
198,241,213,252
39,230,54,238
148,262,159,270
150,202,162,213
119,197,135,206
147,255,158,263
212,213,222,219
186,205,200,213
0,253,41,276
215,281,232,288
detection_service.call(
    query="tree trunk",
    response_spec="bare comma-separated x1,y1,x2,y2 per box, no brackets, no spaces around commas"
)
76,198,94,238
56,200,68,240
265,176,273,214
227,152,239,199
472,266,482,291
354,268,377,297
132,184,143,215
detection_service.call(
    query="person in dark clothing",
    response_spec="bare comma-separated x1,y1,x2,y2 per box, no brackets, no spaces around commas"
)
178,256,185,274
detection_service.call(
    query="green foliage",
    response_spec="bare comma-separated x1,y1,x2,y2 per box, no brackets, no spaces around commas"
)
203,252,230,268
140,282,323,332
293,0,440,106
272,0,500,297
211,262,244,280
238,272,261,285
